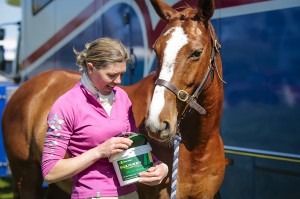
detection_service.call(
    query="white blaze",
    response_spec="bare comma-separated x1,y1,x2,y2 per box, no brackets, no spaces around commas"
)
147,27,188,128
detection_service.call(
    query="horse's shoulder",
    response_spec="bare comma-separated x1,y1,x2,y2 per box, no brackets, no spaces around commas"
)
5,70,80,114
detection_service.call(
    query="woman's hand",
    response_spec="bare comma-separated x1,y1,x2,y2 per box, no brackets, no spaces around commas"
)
96,137,133,158
138,161,168,186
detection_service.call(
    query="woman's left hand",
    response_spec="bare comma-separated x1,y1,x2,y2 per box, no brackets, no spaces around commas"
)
138,161,168,186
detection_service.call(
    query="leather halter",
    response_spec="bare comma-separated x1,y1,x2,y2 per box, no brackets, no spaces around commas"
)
155,24,221,116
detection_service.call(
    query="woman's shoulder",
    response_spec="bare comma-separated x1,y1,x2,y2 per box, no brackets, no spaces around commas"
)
51,82,82,109
114,86,131,103
114,86,128,97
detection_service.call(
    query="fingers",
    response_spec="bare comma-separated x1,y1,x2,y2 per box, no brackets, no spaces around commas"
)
139,167,159,178
106,137,132,149
113,137,133,147
98,137,133,158
138,163,169,186
146,167,156,172
138,167,161,185
113,143,130,151
112,137,133,150
107,138,133,156
139,169,161,186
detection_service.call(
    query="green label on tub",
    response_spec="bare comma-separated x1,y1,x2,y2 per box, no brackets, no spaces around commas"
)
117,152,153,181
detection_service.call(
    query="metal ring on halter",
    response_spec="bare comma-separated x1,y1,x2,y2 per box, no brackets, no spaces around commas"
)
177,90,189,102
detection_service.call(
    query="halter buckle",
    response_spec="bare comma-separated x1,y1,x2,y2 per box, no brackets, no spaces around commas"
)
177,90,189,102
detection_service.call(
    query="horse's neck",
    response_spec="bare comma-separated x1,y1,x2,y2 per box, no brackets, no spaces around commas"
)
182,63,223,150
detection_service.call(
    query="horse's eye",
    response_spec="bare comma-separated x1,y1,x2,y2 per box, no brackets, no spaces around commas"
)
190,49,202,59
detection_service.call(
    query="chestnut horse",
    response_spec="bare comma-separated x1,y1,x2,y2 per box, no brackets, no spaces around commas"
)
2,0,225,198
139,0,225,198
2,69,156,199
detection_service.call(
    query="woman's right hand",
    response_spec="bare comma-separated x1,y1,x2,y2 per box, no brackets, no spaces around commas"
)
96,137,133,158
44,137,132,184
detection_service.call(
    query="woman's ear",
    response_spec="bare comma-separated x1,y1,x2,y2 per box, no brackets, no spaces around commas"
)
86,63,94,73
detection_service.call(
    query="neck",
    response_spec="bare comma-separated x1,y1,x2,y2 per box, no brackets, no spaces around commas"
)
81,72,99,95
181,66,224,151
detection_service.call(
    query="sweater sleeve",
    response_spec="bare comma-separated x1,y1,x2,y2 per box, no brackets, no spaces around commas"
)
41,100,74,177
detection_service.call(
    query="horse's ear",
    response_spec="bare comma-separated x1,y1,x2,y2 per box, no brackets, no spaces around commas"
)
150,0,177,21
197,0,215,27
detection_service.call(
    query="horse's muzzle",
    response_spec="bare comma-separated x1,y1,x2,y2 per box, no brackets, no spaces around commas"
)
145,120,172,142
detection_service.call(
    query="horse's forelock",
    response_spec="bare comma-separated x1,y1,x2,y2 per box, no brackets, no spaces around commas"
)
171,7,198,21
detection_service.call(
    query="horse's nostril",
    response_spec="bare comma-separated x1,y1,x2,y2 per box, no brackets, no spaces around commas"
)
162,121,169,130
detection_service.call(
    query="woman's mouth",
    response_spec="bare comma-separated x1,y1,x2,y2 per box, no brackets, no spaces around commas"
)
107,85,114,91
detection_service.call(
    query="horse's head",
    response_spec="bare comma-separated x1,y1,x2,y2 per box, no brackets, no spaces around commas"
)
145,0,222,142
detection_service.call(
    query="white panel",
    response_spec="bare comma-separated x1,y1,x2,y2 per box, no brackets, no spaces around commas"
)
20,0,93,61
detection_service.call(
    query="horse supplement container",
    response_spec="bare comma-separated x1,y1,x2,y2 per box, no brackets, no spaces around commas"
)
109,134,154,186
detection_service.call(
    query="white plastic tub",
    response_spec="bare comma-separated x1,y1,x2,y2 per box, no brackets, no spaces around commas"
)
109,143,154,186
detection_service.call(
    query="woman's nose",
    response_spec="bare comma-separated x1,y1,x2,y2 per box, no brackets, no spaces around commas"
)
113,75,122,84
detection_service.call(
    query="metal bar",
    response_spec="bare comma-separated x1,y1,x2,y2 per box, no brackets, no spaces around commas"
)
224,145,300,163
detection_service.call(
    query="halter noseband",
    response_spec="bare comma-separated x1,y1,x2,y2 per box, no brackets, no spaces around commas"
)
155,24,221,116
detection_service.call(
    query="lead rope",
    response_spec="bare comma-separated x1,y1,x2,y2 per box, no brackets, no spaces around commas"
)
171,129,182,199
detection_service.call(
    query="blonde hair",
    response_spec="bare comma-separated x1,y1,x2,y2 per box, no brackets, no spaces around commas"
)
74,37,131,72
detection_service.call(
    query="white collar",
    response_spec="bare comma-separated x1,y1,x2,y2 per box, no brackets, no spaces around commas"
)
80,72,98,96
80,72,114,103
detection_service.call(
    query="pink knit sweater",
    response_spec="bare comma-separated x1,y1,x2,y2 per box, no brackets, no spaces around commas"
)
42,81,138,198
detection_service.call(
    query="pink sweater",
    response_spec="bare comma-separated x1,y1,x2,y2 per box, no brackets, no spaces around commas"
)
42,82,138,198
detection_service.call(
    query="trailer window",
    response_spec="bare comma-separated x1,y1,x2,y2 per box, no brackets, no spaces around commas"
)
32,0,53,15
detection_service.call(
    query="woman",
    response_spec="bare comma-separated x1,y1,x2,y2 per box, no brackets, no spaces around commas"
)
41,37,168,199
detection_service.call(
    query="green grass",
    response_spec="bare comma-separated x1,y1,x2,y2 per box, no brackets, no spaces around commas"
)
0,178,13,199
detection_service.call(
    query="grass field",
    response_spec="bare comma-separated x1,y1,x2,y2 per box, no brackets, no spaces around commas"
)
0,178,13,199
0,177,49,199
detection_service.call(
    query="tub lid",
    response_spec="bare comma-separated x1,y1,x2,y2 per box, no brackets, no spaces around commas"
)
128,134,147,148
109,143,152,162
